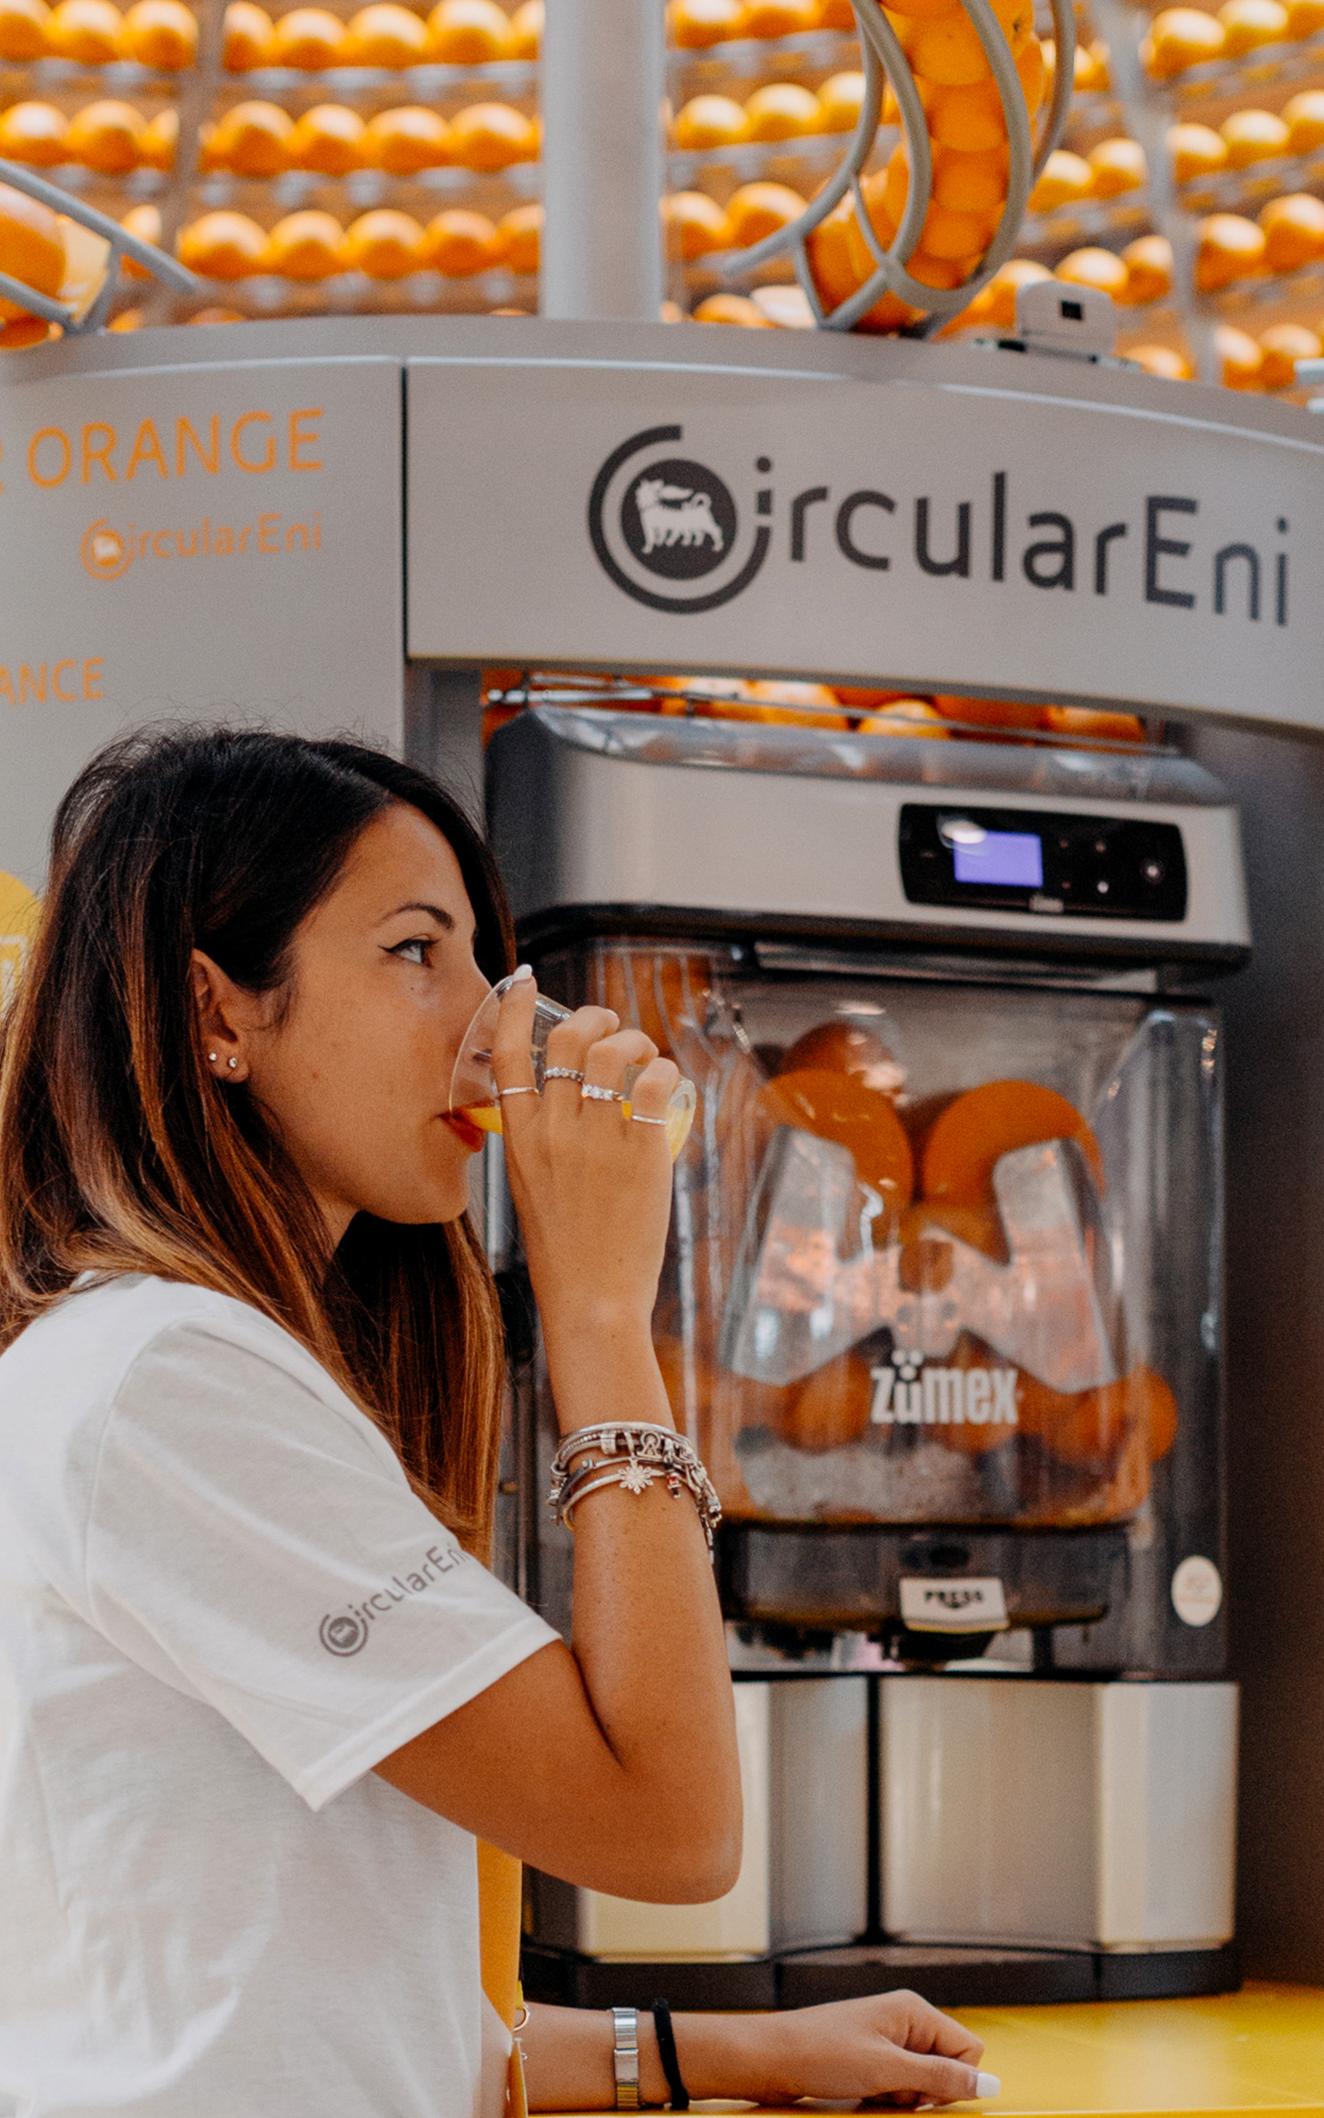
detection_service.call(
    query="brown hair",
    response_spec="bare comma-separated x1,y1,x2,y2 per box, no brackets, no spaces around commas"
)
0,723,515,1560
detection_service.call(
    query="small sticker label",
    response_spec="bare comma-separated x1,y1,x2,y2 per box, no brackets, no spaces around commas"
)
1171,1555,1223,1628
900,1576,1010,1634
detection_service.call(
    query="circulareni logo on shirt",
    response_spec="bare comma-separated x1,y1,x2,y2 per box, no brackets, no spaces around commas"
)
318,1541,468,1657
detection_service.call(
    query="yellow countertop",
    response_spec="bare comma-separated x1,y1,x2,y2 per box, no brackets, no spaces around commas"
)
554,1983,1324,2117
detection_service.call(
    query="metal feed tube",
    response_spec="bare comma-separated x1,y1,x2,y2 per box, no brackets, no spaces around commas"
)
541,0,667,322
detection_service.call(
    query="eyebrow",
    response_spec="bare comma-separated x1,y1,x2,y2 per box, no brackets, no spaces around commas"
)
379,902,457,930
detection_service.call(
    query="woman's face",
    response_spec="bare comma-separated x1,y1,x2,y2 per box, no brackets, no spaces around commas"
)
199,803,496,1249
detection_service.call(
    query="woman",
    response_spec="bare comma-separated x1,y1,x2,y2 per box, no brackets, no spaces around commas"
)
0,724,991,2115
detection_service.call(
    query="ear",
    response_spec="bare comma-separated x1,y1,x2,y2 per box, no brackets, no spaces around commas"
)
190,948,255,1084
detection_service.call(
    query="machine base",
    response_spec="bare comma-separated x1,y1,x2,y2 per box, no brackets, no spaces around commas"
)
520,1939,1241,2011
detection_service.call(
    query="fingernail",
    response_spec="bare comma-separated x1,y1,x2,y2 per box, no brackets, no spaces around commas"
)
976,2074,1002,2100
510,964,534,984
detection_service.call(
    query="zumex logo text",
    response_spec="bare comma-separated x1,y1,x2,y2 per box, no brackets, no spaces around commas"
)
588,423,1291,627
318,1541,468,1657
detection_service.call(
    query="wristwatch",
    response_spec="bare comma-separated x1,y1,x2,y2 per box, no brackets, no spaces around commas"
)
610,2005,643,2110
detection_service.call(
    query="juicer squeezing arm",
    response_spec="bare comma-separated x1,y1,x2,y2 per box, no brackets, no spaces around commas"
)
721,1127,1119,1394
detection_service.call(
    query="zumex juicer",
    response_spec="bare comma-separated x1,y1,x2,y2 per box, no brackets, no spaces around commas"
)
489,700,1248,2012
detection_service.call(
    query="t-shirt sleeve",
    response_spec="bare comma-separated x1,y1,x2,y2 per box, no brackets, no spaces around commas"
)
83,1310,560,1813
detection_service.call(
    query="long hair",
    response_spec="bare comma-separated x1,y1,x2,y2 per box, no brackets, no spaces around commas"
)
0,724,515,1560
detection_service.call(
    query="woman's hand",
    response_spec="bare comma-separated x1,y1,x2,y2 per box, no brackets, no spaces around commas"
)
749,1991,992,2109
491,974,681,1351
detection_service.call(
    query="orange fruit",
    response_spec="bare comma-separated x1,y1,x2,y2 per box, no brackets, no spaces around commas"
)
1041,704,1146,741
0,180,64,321
1168,120,1228,184
0,101,68,166
1218,0,1289,52
495,198,540,274
1124,342,1194,381
1284,88,1324,153
691,292,774,324
262,208,344,279
726,180,806,246
1030,1366,1178,1469
177,210,266,280
780,1019,906,1094
963,254,1050,327
1028,149,1093,215
817,0,857,20
47,0,121,60
920,1080,1104,1206
340,206,423,277
744,80,821,139
288,102,366,173
448,101,536,170
208,98,293,175
421,205,500,274
817,69,866,131
858,700,952,739
1216,321,1264,387
877,147,994,259
926,39,1042,153
1285,0,1324,27
223,0,270,66
363,104,450,171
1056,245,1129,300
885,0,964,17
1259,319,1321,387
0,0,51,59
64,98,143,173
185,304,245,324
670,0,743,41
900,1202,1005,1275
741,0,818,31
508,0,539,53
426,0,514,62
781,1352,875,1454
743,678,850,726
1143,6,1226,74
1220,107,1289,165
118,198,160,278
760,1067,915,1209
264,5,345,65
343,1,428,64
673,93,750,150
1088,137,1147,198
0,315,56,347
662,189,731,261
909,6,1027,89
1119,232,1174,304
137,104,177,167
119,0,196,65
1195,211,1267,288
933,692,1044,730
931,143,1009,215
1259,190,1324,271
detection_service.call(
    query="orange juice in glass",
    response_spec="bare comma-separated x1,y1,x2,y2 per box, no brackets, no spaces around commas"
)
448,972,697,1163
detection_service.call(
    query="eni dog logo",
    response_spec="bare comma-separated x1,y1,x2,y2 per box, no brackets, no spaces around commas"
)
589,424,772,614
82,521,131,581
0,872,39,1015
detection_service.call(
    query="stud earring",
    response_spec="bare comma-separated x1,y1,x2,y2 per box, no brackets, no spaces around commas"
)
227,1058,239,1072
208,1051,218,1063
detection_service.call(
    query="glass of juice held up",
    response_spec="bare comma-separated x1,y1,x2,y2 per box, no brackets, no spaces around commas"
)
448,971,698,1162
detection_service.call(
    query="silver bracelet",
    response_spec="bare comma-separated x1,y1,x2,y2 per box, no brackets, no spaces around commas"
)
611,2005,643,2111
549,1421,694,1487
548,1424,722,1554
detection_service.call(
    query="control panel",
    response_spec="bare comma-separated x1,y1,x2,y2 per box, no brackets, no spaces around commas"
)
899,805,1189,922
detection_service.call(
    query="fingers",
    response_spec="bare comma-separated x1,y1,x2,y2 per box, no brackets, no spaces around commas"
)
876,2046,984,2107
624,1054,682,1118
490,973,540,1139
895,1995,984,2067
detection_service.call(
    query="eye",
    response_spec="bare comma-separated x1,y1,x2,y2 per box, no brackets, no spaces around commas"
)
387,936,435,967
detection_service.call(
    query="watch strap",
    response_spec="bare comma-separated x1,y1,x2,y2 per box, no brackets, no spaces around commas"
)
611,2004,642,2110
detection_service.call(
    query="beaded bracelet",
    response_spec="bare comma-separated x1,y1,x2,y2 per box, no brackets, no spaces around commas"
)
546,1422,722,1555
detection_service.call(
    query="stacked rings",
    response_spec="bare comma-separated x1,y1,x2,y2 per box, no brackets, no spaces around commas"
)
581,1083,627,1105
544,1067,585,1085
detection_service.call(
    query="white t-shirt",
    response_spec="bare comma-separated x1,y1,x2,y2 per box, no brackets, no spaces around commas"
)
0,1270,560,2118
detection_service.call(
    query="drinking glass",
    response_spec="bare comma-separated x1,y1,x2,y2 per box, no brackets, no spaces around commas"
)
448,972,697,1163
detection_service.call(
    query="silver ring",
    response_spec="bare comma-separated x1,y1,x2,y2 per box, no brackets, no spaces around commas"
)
581,1082,627,1104
544,1066,586,1084
496,1085,539,1100
629,1113,670,1127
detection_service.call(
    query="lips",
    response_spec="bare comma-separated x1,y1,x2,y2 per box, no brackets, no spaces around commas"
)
441,1113,485,1152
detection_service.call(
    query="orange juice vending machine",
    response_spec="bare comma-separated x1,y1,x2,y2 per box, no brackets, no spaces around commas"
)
490,703,1248,2010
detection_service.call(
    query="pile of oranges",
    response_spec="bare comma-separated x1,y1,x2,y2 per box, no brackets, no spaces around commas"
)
0,0,542,70
1142,0,1324,79
1194,189,1324,284
670,0,863,45
169,195,540,278
0,0,198,68
1170,91,1324,183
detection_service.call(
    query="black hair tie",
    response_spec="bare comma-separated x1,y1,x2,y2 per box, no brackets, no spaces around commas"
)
649,1999,690,2111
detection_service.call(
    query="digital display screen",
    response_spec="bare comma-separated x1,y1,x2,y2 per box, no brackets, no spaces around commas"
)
952,829,1044,889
